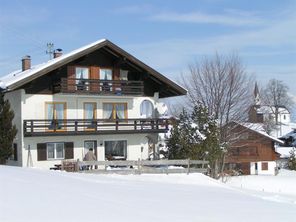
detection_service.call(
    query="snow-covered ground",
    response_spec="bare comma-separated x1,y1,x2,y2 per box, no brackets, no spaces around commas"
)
225,169,296,203
1,166,296,222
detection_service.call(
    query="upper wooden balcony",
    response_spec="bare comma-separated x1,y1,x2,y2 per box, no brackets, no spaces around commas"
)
54,78,144,96
23,118,169,137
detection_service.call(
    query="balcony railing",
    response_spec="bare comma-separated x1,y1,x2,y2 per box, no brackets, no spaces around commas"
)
23,118,169,137
55,78,144,95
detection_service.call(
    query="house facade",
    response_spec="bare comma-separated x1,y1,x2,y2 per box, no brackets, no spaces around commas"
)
1,39,186,169
225,122,282,175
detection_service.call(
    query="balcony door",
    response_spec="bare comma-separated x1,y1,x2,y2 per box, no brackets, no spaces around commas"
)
46,102,66,130
76,67,89,91
84,102,96,130
100,68,112,91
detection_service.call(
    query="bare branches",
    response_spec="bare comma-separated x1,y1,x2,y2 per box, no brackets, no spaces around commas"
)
182,53,253,127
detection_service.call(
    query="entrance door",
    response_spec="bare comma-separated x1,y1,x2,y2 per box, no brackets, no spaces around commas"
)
84,141,97,159
255,162,258,175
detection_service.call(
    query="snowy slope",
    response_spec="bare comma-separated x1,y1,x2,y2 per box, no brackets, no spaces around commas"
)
1,166,296,222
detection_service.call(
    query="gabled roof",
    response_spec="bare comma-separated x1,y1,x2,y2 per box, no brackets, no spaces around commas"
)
233,121,284,144
0,39,187,97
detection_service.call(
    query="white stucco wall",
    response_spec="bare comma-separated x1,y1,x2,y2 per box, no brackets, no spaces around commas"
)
3,90,163,169
23,134,149,169
250,161,276,175
21,93,158,120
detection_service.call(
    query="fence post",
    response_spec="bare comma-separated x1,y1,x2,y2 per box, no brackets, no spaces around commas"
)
137,158,141,175
76,159,80,172
187,159,190,175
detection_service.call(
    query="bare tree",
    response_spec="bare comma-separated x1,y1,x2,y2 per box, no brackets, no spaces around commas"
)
182,53,253,127
261,79,294,125
181,53,254,177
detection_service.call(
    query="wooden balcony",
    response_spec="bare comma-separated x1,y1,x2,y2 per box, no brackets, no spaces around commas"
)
23,118,169,137
55,78,144,96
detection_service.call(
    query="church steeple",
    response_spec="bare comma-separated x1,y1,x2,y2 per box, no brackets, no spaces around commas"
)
254,82,261,105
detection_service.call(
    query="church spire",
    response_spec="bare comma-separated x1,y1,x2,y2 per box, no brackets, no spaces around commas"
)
254,82,261,105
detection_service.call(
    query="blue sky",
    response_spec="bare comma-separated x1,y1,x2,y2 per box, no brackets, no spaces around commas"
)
0,0,295,94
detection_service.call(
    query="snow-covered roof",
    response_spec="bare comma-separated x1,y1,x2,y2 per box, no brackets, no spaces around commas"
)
0,39,187,97
0,39,107,89
256,105,290,114
275,146,294,158
237,122,284,144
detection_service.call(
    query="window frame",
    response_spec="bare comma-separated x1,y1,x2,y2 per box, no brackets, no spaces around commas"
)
261,162,268,171
104,140,127,160
99,68,113,92
75,66,90,91
46,142,65,160
103,102,128,120
83,102,97,130
45,102,67,131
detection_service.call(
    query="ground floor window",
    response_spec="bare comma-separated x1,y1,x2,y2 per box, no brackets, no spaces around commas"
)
47,143,64,160
261,162,268,170
105,140,127,160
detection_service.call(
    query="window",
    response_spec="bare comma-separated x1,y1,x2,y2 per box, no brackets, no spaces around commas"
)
140,100,154,118
262,162,268,171
9,143,17,161
103,103,127,120
105,140,127,160
84,102,96,129
47,143,64,160
76,67,89,90
100,68,113,91
283,115,286,120
46,102,66,130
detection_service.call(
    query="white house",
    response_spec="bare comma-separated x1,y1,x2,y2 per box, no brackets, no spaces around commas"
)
0,39,186,169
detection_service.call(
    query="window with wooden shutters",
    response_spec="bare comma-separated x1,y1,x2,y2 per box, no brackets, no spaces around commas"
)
47,143,64,160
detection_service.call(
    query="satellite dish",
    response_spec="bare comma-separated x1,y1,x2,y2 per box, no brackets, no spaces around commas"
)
156,102,168,116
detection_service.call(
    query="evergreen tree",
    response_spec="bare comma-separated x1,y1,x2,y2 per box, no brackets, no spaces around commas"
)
0,92,17,164
288,148,296,171
167,103,222,177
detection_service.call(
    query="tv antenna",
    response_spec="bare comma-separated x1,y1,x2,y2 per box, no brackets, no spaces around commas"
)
46,43,54,59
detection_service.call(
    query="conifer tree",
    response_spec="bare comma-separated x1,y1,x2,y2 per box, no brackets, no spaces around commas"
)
0,92,17,164
167,103,222,177
288,148,296,171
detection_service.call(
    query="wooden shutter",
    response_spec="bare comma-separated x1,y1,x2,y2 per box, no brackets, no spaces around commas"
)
113,68,120,80
94,141,97,159
90,67,99,92
37,143,47,161
65,142,74,159
13,143,17,161
67,66,76,92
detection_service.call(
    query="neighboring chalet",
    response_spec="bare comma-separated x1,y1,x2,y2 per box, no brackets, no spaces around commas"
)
0,39,186,169
225,122,283,175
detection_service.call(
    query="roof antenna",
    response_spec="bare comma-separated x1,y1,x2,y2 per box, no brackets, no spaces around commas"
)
46,43,54,60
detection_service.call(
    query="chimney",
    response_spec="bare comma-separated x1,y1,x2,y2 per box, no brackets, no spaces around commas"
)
22,55,31,71
53,48,63,58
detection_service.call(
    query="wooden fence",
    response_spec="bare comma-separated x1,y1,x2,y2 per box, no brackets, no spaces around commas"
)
61,159,209,175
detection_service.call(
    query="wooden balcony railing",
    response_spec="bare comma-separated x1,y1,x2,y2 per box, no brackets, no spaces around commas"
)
55,78,144,95
23,118,169,137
